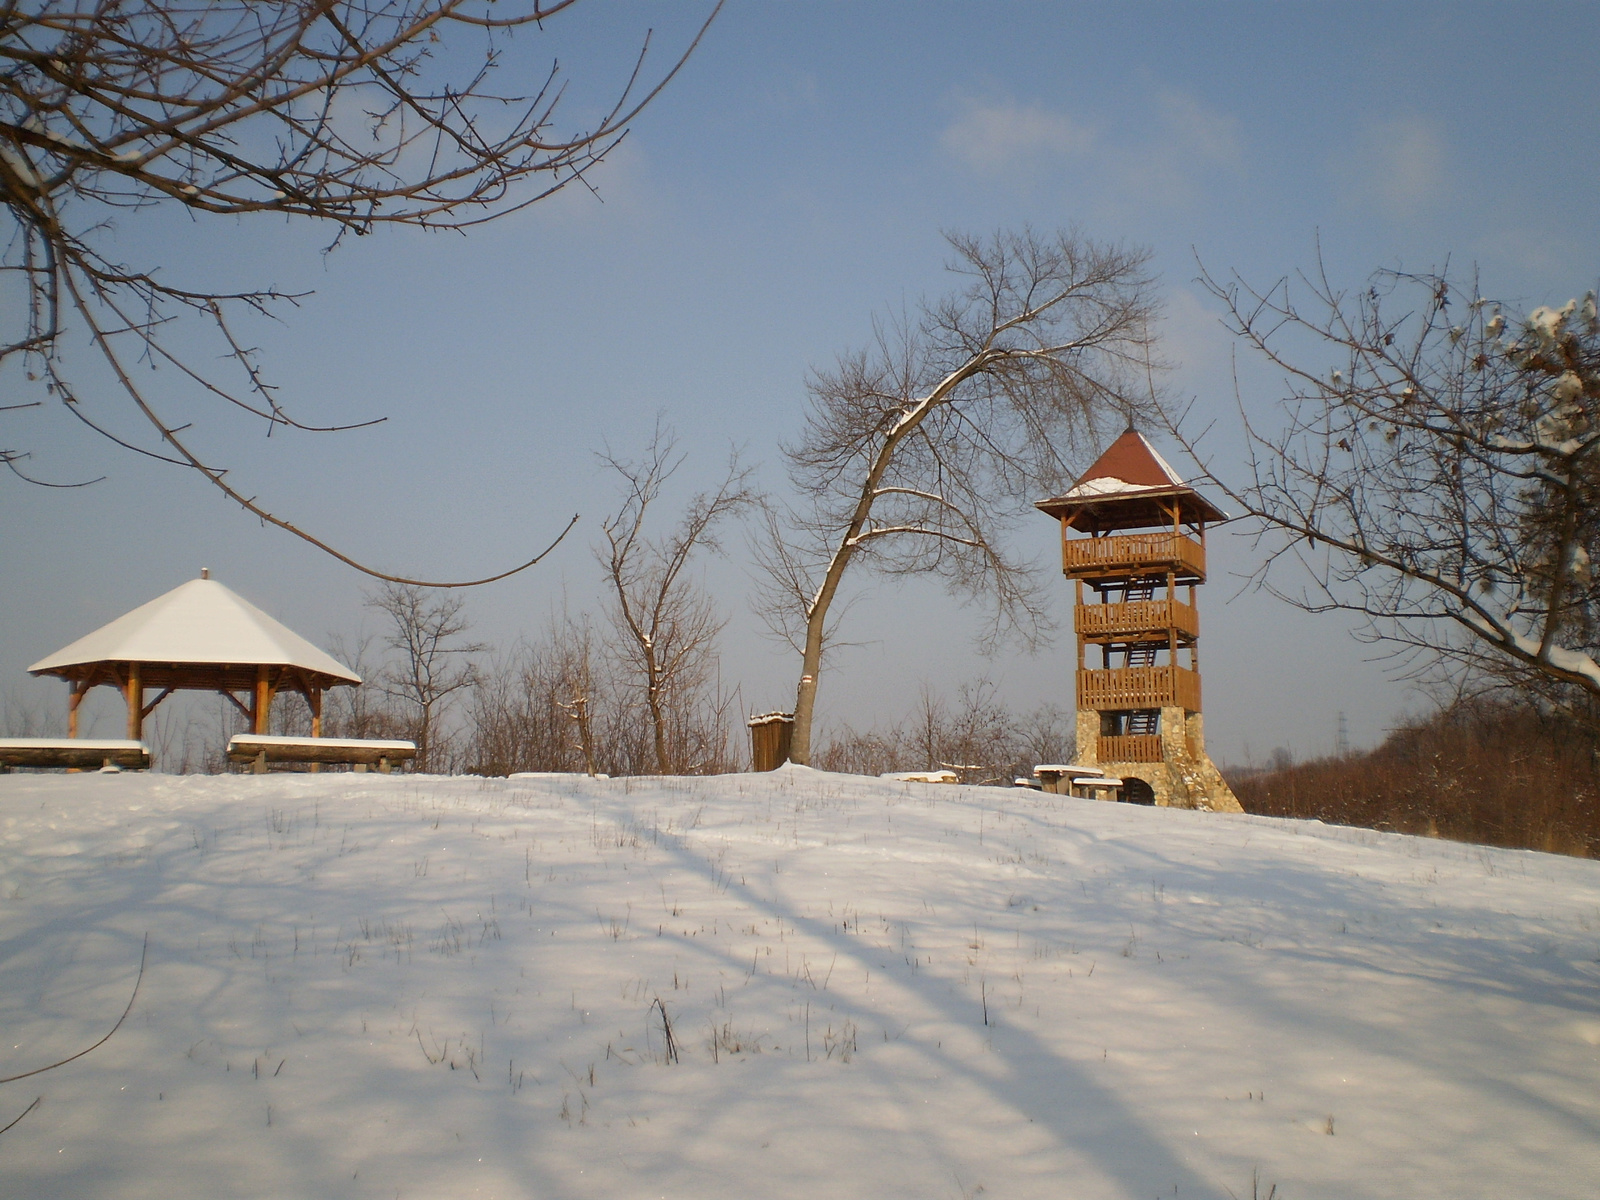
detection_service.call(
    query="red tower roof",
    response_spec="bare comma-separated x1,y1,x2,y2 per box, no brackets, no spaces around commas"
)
1072,428,1185,490
1035,429,1226,530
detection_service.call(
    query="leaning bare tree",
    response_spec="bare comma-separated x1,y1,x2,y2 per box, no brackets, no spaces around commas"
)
600,425,752,773
1182,259,1600,719
369,582,485,770
757,228,1162,764
0,1,718,585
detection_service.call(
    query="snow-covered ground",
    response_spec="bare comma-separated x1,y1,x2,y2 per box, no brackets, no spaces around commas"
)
2,766,1597,1200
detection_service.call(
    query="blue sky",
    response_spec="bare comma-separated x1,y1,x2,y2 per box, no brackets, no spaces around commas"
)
5,1,1598,764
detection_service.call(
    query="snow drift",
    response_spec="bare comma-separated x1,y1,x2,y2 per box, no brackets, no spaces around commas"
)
2,766,1597,1198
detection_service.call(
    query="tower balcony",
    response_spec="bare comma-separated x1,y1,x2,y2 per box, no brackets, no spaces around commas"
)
1061,531,1205,581
1076,598,1199,642
1097,733,1164,762
1077,665,1201,712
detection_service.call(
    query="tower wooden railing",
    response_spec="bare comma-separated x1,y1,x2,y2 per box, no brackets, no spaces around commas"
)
1062,532,1205,579
1076,599,1198,641
1077,666,1201,711
1097,734,1163,762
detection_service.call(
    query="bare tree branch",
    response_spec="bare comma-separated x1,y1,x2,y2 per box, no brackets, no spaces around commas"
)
1173,254,1600,718
758,227,1163,763
1,1,719,583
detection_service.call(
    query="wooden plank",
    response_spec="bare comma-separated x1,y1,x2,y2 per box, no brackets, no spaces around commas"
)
747,713,793,772
308,688,322,773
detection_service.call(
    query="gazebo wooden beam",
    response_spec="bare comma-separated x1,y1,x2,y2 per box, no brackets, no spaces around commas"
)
140,687,175,721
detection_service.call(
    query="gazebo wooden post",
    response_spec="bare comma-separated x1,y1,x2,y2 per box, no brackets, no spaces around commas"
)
68,680,88,738
252,665,272,735
308,687,323,773
125,663,143,740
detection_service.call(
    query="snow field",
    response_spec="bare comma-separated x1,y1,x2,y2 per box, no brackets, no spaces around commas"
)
1,765,1598,1199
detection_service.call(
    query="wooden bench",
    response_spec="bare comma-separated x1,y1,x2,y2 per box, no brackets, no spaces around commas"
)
880,769,958,784
226,735,417,774
0,738,151,771
1071,775,1124,799
1032,763,1102,795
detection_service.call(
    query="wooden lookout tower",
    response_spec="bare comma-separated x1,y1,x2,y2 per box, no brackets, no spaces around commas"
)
1036,430,1242,812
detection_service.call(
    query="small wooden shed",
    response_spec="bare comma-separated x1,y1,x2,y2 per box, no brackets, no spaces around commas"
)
28,571,360,740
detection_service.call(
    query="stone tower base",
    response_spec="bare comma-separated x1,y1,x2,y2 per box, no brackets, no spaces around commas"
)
1073,708,1243,814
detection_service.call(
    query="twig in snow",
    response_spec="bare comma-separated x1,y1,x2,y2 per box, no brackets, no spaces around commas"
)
0,1096,42,1139
651,997,678,1064
0,934,148,1084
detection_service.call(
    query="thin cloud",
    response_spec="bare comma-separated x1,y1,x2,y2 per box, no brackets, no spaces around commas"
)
937,89,1243,212
1341,115,1448,220
525,135,655,226
1155,89,1242,166
1108,89,1245,207
940,96,1095,170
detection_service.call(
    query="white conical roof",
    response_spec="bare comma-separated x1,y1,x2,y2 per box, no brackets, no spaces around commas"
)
29,576,360,683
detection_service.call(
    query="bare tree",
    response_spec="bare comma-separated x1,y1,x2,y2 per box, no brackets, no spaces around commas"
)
757,228,1162,764
468,638,581,776
813,717,906,777
599,425,752,773
815,680,1074,783
1014,700,1076,770
466,608,658,776
938,679,1018,784
0,1,718,584
1181,258,1600,720
369,582,485,770
321,631,407,740
550,610,621,775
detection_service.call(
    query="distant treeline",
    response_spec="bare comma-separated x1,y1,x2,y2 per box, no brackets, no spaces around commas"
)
1229,700,1600,859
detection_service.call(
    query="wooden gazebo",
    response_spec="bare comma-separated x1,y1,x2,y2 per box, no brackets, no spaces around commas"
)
28,571,360,740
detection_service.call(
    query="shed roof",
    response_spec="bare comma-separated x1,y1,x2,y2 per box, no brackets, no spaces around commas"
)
29,577,359,688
